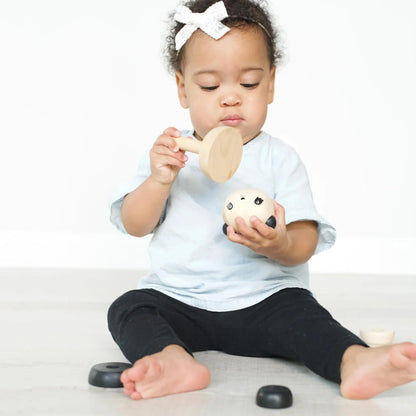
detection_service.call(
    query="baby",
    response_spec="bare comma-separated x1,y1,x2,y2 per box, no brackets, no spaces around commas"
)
108,0,416,401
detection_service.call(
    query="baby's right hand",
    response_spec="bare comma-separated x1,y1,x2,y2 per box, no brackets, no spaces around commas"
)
149,127,188,185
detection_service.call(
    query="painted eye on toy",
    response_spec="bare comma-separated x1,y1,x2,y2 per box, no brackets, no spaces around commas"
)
255,197,264,205
226,202,233,210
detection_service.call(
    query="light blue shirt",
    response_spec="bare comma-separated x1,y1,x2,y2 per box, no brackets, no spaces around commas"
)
110,131,336,312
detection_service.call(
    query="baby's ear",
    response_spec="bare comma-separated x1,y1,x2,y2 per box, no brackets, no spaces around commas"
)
268,66,276,104
175,71,189,109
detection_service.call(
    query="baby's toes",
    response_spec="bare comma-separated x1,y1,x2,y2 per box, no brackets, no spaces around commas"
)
120,369,131,385
130,390,143,400
123,381,135,396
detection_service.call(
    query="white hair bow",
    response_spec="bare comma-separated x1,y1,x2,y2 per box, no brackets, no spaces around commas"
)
174,1,230,51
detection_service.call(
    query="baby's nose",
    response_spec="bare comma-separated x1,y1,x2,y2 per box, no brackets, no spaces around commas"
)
221,93,241,106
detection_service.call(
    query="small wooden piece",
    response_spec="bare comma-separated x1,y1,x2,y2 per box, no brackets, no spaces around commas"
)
256,385,293,409
88,362,132,388
174,126,243,183
360,328,395,347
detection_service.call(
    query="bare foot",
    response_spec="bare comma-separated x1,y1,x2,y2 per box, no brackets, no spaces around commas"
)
120,345,210,400
340,342,416,399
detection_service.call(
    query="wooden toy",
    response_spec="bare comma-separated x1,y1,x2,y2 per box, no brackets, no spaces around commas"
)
256,385,293,409
174,126,243,183
360,328,395,347
88,362,132,388
222,188,276,233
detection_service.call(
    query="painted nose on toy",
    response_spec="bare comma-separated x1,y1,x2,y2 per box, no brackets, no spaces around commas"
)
174,126,243,183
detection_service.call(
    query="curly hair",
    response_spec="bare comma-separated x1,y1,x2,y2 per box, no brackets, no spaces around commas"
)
164,0,284,73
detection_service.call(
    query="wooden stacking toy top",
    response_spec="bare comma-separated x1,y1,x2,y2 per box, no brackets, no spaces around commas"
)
174,126,243,183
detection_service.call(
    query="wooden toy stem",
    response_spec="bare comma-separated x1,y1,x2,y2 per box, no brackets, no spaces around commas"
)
174,137,201,154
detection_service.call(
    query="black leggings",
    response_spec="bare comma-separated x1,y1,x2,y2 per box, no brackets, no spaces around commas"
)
107,288,367,383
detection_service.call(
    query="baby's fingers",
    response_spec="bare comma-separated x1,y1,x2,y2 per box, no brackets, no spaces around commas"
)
163,126,181,137
162,127,182,151
154,135,179,153
273,200,286,226
250,216,277,239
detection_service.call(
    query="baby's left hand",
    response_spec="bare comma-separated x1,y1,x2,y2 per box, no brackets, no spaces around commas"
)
225,200,289,260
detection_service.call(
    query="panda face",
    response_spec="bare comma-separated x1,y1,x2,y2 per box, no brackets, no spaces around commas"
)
225,195,264,211
222,188,275,230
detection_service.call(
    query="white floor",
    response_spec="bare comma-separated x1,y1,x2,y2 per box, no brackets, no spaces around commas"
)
1,268,415,416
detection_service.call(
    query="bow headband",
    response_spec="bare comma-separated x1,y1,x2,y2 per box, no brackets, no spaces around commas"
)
174,1,231,51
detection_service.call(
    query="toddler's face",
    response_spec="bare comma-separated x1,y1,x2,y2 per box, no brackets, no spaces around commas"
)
176,27,275,144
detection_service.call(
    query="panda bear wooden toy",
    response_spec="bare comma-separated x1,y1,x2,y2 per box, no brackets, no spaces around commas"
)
222,188,277,235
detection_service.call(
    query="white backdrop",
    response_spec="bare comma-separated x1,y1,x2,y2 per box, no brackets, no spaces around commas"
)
1,0,415,274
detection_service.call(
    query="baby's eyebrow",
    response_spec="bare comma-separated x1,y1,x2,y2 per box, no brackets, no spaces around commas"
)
241,67,265,73
193,69,218,76
193,67,265,77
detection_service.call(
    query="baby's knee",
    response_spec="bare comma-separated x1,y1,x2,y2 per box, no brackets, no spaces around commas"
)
107,289,157,338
